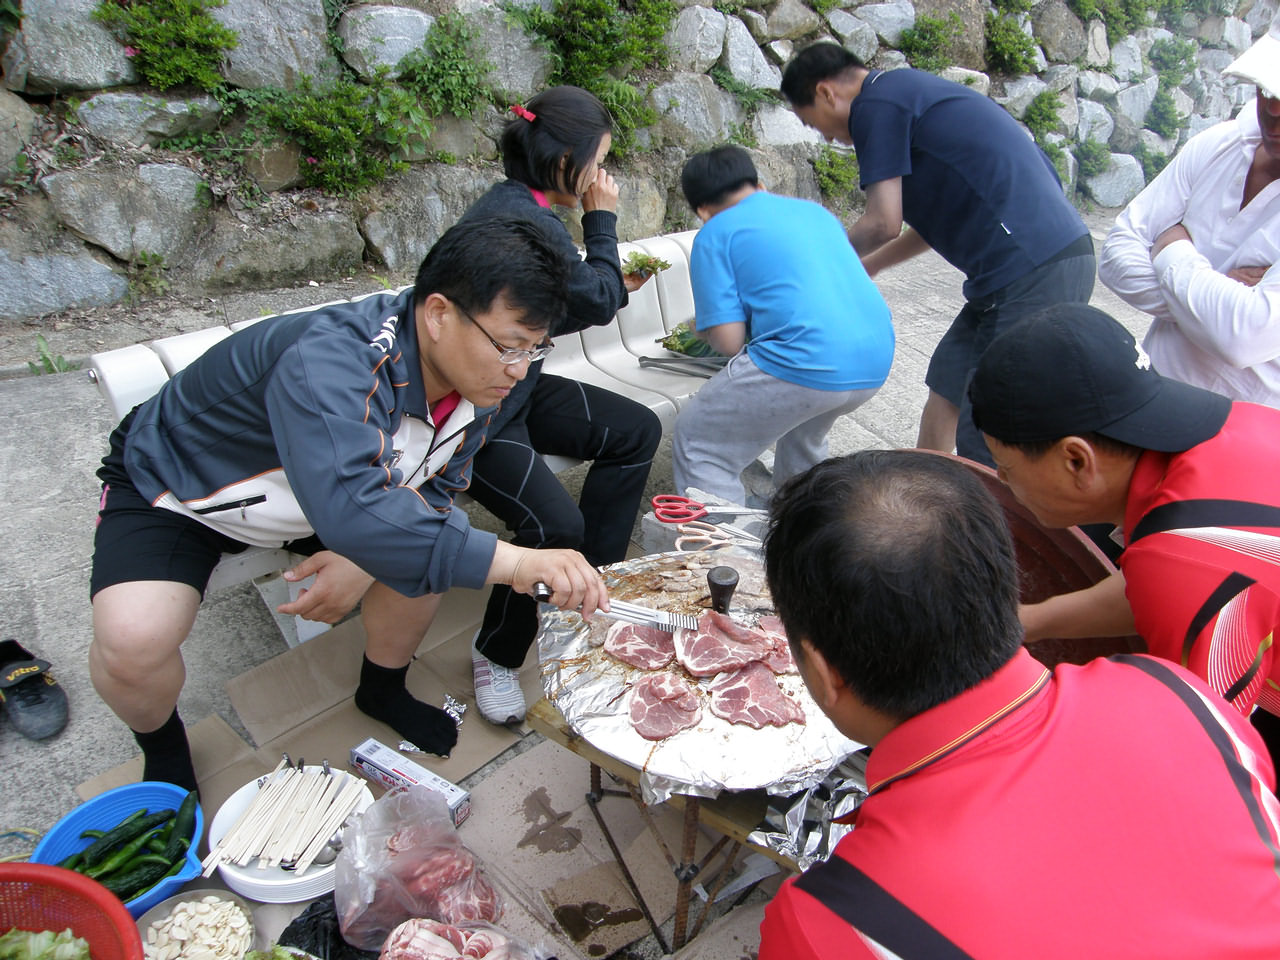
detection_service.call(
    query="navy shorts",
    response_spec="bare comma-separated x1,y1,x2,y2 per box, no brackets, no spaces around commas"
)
926,235,1096,404
90,413,321,599
926,234,1096,464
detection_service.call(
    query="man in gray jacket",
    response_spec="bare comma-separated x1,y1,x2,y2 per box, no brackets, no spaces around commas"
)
89,216,608,790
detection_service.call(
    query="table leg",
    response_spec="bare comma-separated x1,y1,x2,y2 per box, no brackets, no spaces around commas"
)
585,776,671,955
671,796,701,950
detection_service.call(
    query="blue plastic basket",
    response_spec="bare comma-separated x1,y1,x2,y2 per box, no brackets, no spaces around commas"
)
31,781,203,918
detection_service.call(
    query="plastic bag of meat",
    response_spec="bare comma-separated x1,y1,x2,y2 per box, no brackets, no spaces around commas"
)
336,785,504,950
378,919,547,960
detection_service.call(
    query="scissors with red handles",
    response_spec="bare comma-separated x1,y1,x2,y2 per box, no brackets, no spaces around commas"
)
651,494,769,524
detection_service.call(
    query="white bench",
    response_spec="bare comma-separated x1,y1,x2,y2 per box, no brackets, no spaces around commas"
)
86,229,706,643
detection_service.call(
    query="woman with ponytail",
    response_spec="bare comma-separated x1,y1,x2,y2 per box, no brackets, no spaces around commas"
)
459,86,661,725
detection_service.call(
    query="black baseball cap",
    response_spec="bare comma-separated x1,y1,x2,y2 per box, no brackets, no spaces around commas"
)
969,304,1230,452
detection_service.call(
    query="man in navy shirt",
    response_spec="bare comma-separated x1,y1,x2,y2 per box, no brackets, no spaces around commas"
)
782,44,1094,465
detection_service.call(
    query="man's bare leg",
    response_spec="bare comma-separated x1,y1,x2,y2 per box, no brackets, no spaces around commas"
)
355,585,459,755
916,390,960,453
91,580,202,788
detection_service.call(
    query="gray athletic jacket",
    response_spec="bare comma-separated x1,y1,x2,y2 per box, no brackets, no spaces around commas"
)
120,287,499,597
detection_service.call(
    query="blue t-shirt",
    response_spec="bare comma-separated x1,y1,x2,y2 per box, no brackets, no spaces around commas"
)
690,191,894,391
850,68,1089,299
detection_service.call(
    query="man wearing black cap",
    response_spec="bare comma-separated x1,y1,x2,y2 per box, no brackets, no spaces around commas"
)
970,303,1280,760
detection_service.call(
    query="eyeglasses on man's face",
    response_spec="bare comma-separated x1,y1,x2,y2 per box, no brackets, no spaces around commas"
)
453,301,554,364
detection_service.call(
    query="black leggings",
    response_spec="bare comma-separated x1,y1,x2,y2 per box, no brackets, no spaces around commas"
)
468,374,661,667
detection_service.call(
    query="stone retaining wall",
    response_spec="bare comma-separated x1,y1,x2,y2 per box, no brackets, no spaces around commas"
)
0,0,1273,322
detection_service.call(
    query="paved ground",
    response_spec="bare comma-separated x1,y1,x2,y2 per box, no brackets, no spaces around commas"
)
0,208,1150,953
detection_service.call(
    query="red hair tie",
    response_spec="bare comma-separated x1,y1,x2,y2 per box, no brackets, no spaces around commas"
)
510,104,537,122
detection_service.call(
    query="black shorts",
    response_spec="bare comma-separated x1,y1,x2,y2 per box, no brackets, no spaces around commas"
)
90,413,322,599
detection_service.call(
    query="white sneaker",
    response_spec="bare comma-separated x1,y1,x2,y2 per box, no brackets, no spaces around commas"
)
472,651,527,724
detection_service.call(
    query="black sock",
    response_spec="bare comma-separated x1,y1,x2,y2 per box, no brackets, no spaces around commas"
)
354,657,458,757
133,709,199,792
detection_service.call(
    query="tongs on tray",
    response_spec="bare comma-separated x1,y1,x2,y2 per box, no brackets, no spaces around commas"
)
638,355,728,378
534,582,697,632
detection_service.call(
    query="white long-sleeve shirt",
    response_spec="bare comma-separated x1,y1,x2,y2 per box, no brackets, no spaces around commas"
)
1098,101,1280,406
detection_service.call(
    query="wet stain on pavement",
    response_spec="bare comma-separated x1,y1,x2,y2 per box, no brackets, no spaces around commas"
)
518,786,582,853
553,899,645,952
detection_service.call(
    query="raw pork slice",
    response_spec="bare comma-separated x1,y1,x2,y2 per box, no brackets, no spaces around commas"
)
756,615,796,673
674,611,773,676
708,661,805,729
380,918,465,959
630,672,703,740
379,919,520,960
604,620,676,669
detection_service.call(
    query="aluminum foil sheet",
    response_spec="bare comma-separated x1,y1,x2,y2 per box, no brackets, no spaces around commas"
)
537,550,863,808
746,752,869,870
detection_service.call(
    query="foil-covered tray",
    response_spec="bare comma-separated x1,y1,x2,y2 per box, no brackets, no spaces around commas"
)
537,549,863,805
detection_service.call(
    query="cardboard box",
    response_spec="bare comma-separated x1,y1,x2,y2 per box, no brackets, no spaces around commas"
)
350,737,472,826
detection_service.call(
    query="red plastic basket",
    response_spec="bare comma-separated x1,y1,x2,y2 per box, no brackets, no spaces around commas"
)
0,863,143,960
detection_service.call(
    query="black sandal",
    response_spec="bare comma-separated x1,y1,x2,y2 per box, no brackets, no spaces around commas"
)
0,639,69,740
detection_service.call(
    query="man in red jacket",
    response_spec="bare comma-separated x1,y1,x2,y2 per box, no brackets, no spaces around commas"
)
760,449,1280,958
970,303,1280,767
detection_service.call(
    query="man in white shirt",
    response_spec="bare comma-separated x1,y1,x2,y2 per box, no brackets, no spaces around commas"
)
1098,15,1280,406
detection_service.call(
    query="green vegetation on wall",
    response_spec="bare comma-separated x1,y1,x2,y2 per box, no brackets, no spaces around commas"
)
259,74,435,194
985,0,1037,76
1148,37,1196,87
509,0,676,152
812,145,861,207
94,0,238,94
397,14,494,119
707,63,781,149
0,0,22,49
899,12,964,74
1073,138,1110,179
710,66,781,113
1022,89,1066,174
1133,140,1170,181
1064,0,1227,41
144,1,503,196
1145,88,1180,139
1143,38,1192,142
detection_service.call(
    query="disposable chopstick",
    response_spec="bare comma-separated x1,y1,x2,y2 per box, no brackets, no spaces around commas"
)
222,764,307,868
236,766,311,866
292,776,366,874
261,766,328,868
265,768,337,868
203,763,367,878
200,756,291,876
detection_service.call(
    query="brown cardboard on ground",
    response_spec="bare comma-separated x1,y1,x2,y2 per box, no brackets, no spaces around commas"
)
673,900,768,960
76,607,528,846
76,713,255,802
543,861,651,958
74,594,773,959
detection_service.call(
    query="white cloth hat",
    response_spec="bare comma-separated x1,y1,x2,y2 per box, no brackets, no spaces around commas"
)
1224,10,1280,99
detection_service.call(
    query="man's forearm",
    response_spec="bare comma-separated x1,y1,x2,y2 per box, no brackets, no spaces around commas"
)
861,228,929,277
1020,570,1136,642
849,216,899,257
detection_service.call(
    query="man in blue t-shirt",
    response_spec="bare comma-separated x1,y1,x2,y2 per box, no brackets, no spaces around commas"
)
673,146,895,504
782,43,1094,465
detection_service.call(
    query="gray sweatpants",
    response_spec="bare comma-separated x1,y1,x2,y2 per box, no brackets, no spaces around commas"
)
672,350,880,505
